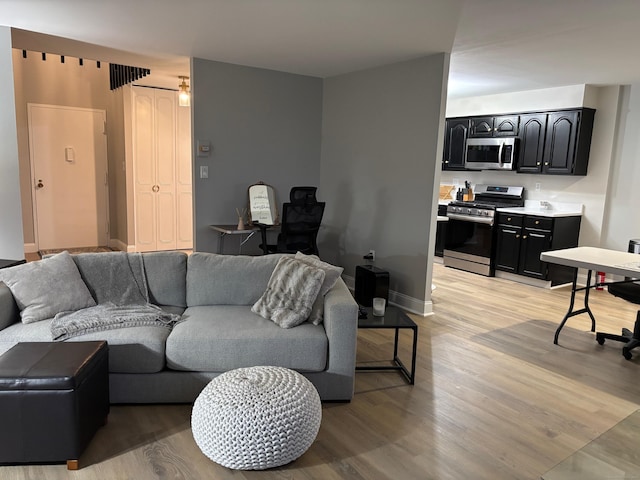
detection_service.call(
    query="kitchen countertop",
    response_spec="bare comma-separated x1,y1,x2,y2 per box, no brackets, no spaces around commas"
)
497,201,583,218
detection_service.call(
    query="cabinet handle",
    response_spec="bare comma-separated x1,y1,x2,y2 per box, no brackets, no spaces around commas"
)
522,235,527,239
529,233,546,238
507,217,511,221
503,229,517,234
536,162,541,166
445,161,449,164
152,185,160,193
544,162,549,165
516,234,520,238
535,220,540,225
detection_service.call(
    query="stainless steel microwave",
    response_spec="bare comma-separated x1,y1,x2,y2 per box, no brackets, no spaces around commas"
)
465,137,518,170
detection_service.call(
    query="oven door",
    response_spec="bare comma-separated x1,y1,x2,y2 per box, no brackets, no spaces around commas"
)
443,215,495,276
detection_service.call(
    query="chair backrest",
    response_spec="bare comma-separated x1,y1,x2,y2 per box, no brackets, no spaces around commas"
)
608,238,640,304
290,186,317,205
277,191,325,255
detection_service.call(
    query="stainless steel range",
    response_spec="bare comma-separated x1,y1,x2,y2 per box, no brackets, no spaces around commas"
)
443,185,524,276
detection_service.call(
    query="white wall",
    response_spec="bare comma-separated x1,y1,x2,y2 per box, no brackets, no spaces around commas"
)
0,27,24,259
441,84,621,248
601,84,640,251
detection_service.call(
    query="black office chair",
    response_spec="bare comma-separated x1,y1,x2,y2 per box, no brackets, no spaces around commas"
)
259,186,325,255
595,239,640,359
595,281,640,360
258,186,325,256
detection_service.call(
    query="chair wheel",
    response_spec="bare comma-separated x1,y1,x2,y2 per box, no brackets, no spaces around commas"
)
596,333,605,345
623,349,633,360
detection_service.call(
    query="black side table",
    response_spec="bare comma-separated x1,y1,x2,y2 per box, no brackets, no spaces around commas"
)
356,305,418,384
0,259,26,270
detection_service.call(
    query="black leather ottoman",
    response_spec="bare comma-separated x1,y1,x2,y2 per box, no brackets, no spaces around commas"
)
0,341,109,470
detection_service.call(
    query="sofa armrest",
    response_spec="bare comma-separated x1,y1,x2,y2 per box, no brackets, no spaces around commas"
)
0,282,19,331
320,278,358,398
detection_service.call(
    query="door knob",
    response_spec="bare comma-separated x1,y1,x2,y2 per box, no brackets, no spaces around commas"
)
152,185,160,193
36,180,44,189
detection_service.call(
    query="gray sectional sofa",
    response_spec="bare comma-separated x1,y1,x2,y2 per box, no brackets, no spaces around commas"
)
0,251,358,403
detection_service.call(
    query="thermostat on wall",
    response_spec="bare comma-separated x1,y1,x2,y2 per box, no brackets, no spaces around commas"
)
197,140,211,157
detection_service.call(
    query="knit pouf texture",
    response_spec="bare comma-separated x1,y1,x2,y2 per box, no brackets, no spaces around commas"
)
191,366,322,470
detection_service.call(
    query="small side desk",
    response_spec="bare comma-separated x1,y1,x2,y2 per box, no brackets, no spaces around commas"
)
209,224,260,254
540,247,640,344
356,306,418,384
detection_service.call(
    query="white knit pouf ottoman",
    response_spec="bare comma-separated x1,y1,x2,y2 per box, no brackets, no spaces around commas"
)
191,366,322,470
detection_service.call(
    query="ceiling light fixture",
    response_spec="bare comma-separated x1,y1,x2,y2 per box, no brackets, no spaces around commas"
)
178,76,190,107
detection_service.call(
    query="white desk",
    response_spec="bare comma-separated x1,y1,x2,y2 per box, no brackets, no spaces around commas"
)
540,247,640,344
209,224,260,254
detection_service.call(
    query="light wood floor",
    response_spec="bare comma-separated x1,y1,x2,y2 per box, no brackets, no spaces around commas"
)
4,263,640,479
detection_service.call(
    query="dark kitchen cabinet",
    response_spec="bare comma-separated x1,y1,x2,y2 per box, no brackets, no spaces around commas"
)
470,115,519,138
495,214,524,272
517,108,595,175
543,110,594,175
517,114,547,173
495,213,581,285
443,118,469,170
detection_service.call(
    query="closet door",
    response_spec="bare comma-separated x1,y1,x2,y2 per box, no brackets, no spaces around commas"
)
133,89,158,251
154,89,177,250
133,87,181,252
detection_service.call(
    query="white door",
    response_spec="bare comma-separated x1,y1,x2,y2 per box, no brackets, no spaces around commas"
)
132,86,192,252
28,104,108,251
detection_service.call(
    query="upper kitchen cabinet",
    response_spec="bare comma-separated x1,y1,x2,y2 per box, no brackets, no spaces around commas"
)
517,108,595,175
470,115,519,138
543,109,595,175
443,118,469,170
517,113,547,173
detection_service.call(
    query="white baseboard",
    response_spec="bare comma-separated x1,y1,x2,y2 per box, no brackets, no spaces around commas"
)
109,238,134,252
342,274,433,317
23,243,38,253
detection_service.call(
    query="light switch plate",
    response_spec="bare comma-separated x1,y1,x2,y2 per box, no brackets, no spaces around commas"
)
200,166,209,178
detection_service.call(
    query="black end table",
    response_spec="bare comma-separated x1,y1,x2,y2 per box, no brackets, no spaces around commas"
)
356,305,418,384
0,259,26,270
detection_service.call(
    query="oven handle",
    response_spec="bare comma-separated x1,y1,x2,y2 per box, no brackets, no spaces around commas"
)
446,213,495,226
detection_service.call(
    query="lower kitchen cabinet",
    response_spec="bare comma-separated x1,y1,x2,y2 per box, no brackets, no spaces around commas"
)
495,213,581,285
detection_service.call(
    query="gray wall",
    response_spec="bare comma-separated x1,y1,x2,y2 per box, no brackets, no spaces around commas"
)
191,59,323,254
0,27,25,259
320,54,448,308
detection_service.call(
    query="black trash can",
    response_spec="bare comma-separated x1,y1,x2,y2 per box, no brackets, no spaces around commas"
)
629,239,640,254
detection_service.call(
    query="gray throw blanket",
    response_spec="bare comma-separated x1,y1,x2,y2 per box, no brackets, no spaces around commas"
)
72,252,149,305
51,302,181,341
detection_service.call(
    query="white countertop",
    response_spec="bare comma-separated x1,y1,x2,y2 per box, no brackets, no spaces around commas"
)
497,201,583,218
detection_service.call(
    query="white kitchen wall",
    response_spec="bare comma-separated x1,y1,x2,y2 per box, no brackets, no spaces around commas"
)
441,84,622,248
601,84,640,251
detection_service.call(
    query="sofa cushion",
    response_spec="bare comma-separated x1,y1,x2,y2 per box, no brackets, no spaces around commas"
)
251,257,325,328
295,252,344,325
142,251,188,307
0,251,96,324
165,305,328,372
0,319,171,374
186,253,285,306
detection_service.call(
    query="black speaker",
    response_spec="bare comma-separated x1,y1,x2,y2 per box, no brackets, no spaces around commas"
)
355,265,389,307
